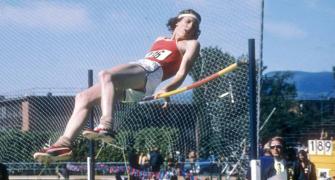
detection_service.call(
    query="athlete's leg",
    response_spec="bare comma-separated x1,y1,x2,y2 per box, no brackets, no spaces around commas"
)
34,83,102,161
98,64,146,129
55,83,102,146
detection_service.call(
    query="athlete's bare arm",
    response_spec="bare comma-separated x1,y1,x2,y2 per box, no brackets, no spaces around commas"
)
160,39,200,92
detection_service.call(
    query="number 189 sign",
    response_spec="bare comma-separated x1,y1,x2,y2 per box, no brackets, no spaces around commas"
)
308,140,333,155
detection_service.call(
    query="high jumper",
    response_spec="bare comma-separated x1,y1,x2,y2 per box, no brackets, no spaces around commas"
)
33,9,202,163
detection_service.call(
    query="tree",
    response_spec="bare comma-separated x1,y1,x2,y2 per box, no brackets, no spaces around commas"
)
189,46,249,163
189,47,238,157
259,71,299,143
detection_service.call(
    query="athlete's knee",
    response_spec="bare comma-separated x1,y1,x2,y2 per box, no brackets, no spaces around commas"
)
99,70,117,84
99,70,120,85
99,70,109,83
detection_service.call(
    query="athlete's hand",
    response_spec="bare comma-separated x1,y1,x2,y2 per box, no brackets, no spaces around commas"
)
161,97,170,109
154,89,170,109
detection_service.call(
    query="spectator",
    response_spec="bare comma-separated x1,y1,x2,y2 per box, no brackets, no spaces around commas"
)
138,152,150,171
175,151,184,176
128,148,140,169
165,153,175,170
185,150,197,174
260,141,274,180
298,150,316,180
208,150,215,163
286,147,301,180
56,164,69,180
188,150,197,161
0,163,9,180
163,153,178,180
263,136,301,180
128,148,141,180
149,147,164,179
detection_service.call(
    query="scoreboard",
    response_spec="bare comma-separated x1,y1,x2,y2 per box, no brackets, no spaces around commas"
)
308,140,335,179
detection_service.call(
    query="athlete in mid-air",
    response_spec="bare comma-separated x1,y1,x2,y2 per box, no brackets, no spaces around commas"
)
34,9,201,162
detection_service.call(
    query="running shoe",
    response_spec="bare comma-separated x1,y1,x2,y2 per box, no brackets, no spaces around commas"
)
33,145,72,163
82,126,115,143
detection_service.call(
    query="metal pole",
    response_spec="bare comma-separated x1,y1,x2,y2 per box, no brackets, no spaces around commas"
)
248,39,260,180
87,69,95,180
248,39,257,160
257,0,265,158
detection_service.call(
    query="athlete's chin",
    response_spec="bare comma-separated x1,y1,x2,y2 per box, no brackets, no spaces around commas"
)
178,33,193,40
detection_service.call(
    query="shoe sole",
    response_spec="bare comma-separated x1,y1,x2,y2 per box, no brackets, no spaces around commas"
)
33,151,72,164
82,130,114,143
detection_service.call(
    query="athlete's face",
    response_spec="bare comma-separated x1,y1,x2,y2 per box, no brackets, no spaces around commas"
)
175,16,198,39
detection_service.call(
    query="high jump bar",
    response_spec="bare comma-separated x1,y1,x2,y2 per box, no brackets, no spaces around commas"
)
142,61,246,101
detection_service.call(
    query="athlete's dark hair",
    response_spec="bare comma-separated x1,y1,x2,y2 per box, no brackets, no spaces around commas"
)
166,9,201,39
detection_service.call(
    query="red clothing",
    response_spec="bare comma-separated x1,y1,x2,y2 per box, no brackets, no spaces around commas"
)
145,39,182,80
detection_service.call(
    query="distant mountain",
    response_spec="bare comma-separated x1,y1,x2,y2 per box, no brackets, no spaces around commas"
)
266,71,335,100
172,71,335,102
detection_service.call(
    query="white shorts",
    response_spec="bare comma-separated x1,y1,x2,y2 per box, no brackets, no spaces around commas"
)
125,59,163,101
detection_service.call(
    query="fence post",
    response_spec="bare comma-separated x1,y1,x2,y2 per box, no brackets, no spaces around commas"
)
87,69,95,180
248,39,260,180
